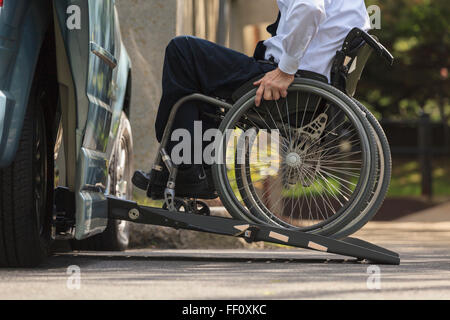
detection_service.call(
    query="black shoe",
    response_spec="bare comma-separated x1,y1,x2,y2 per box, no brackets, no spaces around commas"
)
132,168,168,199
132,166,217,200
132,170,151,191
175,165,218,199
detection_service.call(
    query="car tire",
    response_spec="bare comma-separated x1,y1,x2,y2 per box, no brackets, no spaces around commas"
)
0,87,53,267
72,112,133,251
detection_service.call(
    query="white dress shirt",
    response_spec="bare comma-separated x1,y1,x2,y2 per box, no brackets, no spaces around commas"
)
264,0,371,80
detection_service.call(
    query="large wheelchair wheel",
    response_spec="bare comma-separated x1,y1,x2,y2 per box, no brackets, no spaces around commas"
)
213,79,378,236
331,99,392,238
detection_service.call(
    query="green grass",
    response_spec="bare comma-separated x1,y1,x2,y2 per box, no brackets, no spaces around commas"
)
133,190,164,208
282,178,344,198
226,163,355,200
132,157,450,205
388,157,450,198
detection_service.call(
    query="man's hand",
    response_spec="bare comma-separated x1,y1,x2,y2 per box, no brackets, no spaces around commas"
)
254,68,295,107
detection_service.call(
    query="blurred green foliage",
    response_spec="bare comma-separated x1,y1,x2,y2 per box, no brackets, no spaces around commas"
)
358,0,450,123
388,158,450,197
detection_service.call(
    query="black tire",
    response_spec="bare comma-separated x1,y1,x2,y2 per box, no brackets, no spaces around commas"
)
72,112,133,251
213,78,378,236
0,89,53,267
232,98,390,239
332,99,392,239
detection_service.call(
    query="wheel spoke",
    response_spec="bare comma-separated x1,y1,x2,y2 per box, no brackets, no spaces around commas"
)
221,86,369,232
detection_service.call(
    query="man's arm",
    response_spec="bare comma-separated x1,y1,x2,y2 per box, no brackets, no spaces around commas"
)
279,0,326,74
255,0,326,106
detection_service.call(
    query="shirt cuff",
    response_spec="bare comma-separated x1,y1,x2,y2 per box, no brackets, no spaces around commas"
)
278,52,300,75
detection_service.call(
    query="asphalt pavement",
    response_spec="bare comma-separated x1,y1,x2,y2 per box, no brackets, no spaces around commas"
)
1,213,450,299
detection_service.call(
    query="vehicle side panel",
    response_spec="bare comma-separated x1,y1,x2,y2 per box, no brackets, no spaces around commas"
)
54,0,124,239
0,0,51,167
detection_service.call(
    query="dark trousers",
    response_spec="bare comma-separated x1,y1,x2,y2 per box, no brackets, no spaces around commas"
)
155,36,276,151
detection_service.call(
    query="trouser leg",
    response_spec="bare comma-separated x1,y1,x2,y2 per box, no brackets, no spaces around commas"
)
155,36,276,165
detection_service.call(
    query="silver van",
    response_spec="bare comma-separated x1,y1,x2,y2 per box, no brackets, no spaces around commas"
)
0,0,133,267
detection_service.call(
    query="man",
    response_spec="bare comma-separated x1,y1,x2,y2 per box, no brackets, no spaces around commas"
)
135,0,371,198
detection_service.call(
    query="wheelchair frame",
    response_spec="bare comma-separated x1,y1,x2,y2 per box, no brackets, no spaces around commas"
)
120,28,399,264
57,28,400,265
108,94,398,265
56,81,401,265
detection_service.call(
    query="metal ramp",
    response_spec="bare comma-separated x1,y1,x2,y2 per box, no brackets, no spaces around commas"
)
107,196,400,265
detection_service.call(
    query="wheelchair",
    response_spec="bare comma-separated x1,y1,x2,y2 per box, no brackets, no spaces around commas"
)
135,28,394,240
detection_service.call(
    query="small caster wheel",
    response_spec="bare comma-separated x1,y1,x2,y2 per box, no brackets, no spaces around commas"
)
190,200,211,216
163,198,188,212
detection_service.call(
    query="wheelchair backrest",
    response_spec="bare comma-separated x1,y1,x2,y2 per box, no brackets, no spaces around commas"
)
331,28,394,97
344,42,373,97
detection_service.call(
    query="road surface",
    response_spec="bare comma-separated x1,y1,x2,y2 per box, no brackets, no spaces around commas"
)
1,220,450,299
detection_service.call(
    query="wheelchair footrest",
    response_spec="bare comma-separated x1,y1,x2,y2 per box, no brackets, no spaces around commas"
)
132,170,150,191
107,196,400,265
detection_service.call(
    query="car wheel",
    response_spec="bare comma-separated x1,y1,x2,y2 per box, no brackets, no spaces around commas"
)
0,88,53,267
72,112,133,251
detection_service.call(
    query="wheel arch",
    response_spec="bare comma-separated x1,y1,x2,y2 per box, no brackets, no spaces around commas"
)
0,0,53,168
123,69,132,119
